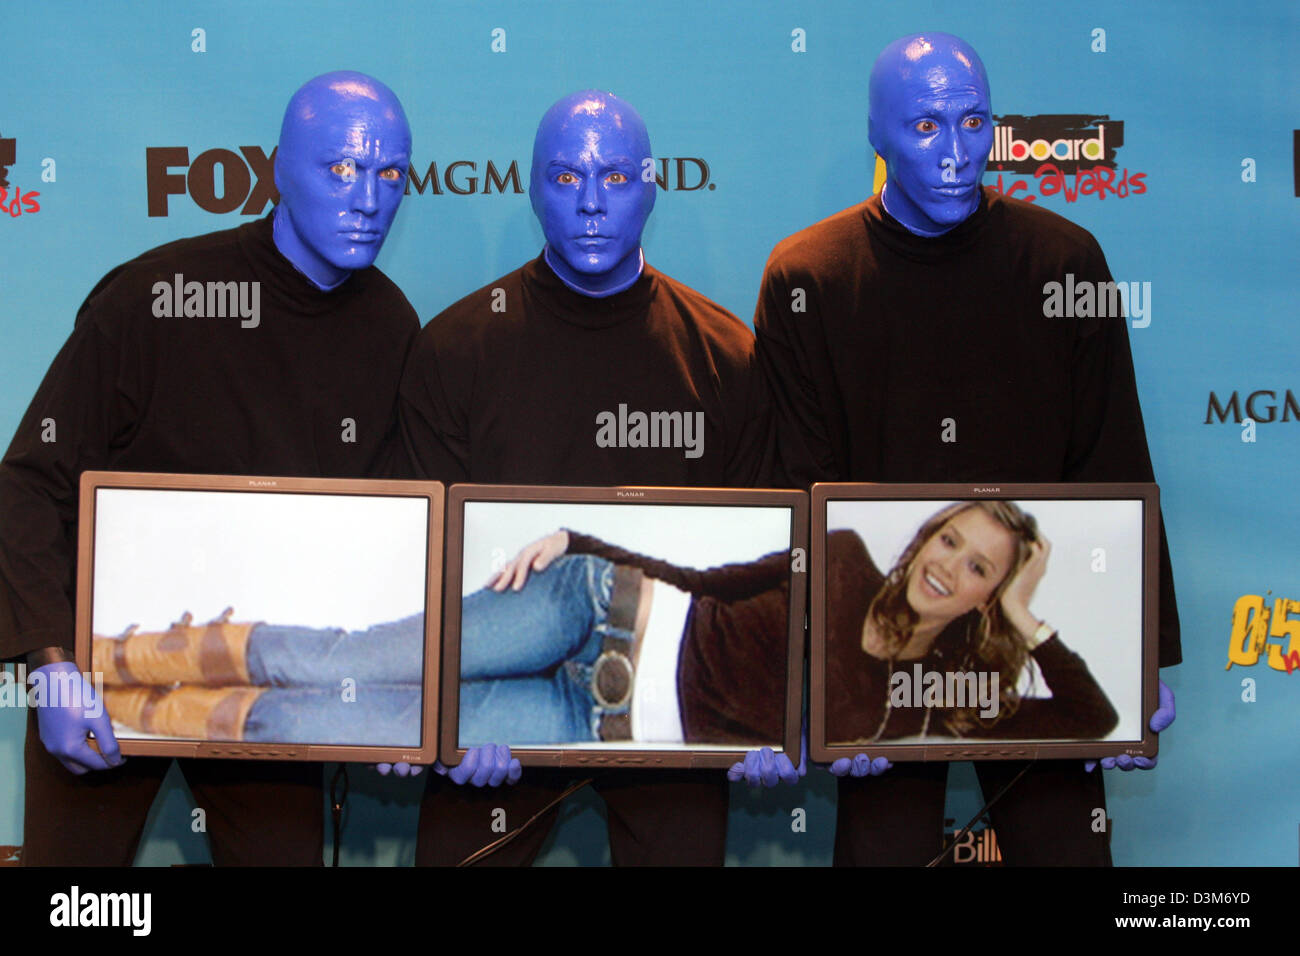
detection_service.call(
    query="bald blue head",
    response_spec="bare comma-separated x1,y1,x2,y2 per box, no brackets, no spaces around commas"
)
868,33,993,236
273,71,411,289
530,90,656,297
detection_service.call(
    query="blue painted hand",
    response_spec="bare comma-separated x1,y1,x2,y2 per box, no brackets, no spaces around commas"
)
435,743,523,787
1086,679,1175,772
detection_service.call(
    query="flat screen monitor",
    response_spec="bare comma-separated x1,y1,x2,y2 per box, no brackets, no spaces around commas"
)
441,485,807,769
75,471,443,763
809,483,1160,763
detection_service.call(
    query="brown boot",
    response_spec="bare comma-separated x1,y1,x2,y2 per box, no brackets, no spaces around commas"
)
103,685,267,741
93,608,260,687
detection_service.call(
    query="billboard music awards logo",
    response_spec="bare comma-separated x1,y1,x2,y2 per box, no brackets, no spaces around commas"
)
0,131,41,217
146,146,714,216
941,821,1002,865
984,114,1146,204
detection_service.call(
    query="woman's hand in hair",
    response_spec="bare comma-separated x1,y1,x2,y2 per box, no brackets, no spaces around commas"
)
1000,534,1051,642
488,530,570,592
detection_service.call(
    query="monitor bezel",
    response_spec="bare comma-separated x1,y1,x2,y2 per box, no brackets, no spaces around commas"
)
75,470,444,764
809,482,1161,763
441,484,807,769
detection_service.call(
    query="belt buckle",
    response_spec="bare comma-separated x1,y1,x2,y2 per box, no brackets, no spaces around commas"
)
590,650,633,709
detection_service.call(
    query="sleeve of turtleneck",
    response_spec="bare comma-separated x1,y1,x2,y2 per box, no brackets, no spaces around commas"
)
974,634,1119,740
1060,238,1181,669
752,250,845,489
722,336,780,488
0,271,144,660
398,313,472,484
565,530,788,600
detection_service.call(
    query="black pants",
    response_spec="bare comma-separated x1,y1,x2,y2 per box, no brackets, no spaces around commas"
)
21,707,323,867
834,759,1111,866
416,767,729,866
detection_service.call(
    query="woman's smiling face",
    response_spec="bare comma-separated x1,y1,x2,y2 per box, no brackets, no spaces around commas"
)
905,507,1017,624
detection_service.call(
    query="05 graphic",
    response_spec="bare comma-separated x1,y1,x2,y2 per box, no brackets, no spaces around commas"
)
1226,594,1300,673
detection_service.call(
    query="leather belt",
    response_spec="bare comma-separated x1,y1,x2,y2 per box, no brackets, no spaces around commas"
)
594,564,643,741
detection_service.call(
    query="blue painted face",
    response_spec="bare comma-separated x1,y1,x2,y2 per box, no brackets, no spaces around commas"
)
273,72,411,290
530,91,656,297
868,34,993,236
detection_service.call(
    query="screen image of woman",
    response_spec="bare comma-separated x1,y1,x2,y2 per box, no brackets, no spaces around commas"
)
457,528,793,748
825,500,1118,744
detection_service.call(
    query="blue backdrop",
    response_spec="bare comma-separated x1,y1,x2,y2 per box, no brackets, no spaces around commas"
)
1,0,1297,866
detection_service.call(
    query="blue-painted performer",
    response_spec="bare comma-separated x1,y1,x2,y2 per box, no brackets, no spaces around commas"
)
0,71,418,866
398,90,775,865
750,32,1179,864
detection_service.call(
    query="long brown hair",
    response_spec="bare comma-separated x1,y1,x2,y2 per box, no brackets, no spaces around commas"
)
866,500,1040,734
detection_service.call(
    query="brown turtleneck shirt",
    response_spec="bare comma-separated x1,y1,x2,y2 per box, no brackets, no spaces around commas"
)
398,253,771,487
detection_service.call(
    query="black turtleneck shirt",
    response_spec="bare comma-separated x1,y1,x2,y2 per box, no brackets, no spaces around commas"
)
754,188,1181,667
399,253,771,487
0,214,418,660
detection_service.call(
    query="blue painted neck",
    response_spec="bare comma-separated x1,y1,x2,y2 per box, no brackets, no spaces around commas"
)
543,244,644,298
880,182,955,238
273,207,350,291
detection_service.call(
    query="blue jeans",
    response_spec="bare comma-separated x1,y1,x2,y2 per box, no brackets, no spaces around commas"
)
247,617,424,687
234,553,628,747
241,614,425,747
459,554,631,746
244,685,422,747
